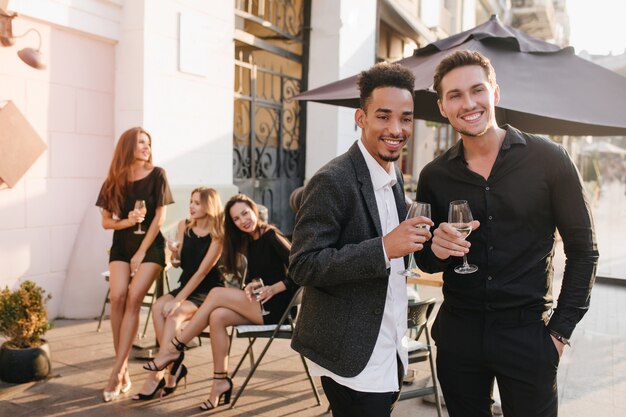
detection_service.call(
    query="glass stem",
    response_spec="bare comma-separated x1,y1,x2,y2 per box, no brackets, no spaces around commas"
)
462,254,469,268
407,252,415,271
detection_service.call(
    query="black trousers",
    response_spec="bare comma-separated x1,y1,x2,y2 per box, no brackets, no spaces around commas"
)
321,356,404,417
433,304,559,417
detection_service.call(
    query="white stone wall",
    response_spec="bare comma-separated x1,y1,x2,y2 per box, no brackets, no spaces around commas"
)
1,0,237,319
142,1,235,188
305,0,377,179
0,14,116,318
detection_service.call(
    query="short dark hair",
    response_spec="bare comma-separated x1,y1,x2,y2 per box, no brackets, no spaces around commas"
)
357,62,415,110
433,50,496,97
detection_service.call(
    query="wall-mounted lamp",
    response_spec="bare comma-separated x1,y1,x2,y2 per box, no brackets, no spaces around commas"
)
0,8,46,70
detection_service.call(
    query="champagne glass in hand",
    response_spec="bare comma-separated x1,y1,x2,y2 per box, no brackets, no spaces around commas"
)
133,200,147,235
167,230,181,264
250,278,270,316
399,202,431,278
448,200,478,274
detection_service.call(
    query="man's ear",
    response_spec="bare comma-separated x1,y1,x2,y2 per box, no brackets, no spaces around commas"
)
355,108,366,128
493,84,500,106
437,99,448,119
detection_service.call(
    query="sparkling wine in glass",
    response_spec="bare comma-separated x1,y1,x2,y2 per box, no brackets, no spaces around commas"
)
250,278,270,316
167,230,181,264
133,200,147,235
448,200,478,274
399,202,431,278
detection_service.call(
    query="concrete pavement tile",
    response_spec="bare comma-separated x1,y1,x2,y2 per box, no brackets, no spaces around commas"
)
0,400,35,417
1,270,623,417
394,396,448,417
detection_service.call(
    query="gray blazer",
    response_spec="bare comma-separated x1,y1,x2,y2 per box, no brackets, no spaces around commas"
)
289,141,407,377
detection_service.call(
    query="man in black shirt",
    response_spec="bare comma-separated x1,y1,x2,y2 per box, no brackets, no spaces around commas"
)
415,50,598,417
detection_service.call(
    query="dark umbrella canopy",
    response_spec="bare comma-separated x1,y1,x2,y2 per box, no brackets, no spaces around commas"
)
297,15,626,136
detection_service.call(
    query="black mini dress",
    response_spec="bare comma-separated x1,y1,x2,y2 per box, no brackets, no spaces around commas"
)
96,167,174,266
245,228,298,325
169,227,224,307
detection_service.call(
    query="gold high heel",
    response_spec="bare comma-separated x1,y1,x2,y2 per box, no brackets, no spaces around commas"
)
120,380,132,394
120,370,132,393
103,371,125,402
102,388,120,403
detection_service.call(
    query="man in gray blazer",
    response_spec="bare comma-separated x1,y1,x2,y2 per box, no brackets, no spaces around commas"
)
290,63,432,417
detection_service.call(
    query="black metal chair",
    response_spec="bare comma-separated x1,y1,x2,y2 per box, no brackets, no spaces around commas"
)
228,287,322,409
398,297,443,416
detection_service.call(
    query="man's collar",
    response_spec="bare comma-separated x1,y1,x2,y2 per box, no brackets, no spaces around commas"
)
357,139,397,190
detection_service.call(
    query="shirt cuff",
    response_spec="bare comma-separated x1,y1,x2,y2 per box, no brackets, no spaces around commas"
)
382,239,391,268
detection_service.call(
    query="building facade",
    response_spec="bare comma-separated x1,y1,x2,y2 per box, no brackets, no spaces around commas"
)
0,0,569,319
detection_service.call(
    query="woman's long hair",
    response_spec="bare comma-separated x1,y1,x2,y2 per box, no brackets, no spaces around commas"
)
100,127,153,216
185,187,224,240
222,194,264,275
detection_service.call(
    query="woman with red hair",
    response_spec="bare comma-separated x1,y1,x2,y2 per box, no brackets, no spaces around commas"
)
96,127,173,402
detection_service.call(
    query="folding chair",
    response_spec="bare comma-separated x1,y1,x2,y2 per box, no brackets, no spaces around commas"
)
228,287,322,409
398,297,443,417
96,266,171,338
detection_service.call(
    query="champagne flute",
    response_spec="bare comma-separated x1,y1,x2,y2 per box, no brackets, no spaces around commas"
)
399,202,431,277
448,200,478,274
133,200,147,235
250,278,270,316
167,230,181,264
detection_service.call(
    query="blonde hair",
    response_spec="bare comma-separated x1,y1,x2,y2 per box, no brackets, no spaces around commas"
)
185,187,224,240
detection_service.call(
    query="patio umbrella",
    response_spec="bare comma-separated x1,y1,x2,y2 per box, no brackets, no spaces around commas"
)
296,15,626,136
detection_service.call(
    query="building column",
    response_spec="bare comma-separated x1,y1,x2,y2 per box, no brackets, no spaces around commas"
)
116,1,237,192
305,0,377,179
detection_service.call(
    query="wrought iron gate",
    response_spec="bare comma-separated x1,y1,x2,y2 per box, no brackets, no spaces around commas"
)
233,0,310,234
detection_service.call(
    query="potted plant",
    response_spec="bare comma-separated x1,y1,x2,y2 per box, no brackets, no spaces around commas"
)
0,280,52,383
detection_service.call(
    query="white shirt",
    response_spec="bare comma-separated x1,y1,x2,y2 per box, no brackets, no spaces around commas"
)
306,139,408,392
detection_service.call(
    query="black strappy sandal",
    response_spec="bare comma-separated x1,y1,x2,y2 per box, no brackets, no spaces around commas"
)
142,337,187,374
161,364,187,398
131,378,165,401
199,372,233,410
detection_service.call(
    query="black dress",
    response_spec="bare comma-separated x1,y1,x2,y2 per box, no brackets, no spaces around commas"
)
96,167,174,266
169,227,224,307
245,228,298,324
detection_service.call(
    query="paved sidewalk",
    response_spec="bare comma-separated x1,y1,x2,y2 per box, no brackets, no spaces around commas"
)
1,246,625,416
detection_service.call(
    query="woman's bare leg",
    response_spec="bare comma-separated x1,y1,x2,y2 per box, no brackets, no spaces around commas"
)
148,287,262,370
204,307,251,407
132,294,171,397
161,301,197,387
151,294,172,343
106,262,130,392
105,262,161,392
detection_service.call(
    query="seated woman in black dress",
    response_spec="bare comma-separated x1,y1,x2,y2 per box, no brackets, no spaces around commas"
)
132,187,224,400
142,193,297,410
96,127,174,402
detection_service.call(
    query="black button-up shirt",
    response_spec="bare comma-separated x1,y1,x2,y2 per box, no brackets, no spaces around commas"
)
415,125,598,339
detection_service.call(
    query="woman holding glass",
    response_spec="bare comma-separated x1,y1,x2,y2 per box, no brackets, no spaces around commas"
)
96,127,173,402
141,193,297,411
132,187,224,400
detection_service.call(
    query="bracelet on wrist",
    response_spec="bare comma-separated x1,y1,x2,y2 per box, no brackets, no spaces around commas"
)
549,330,571,346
